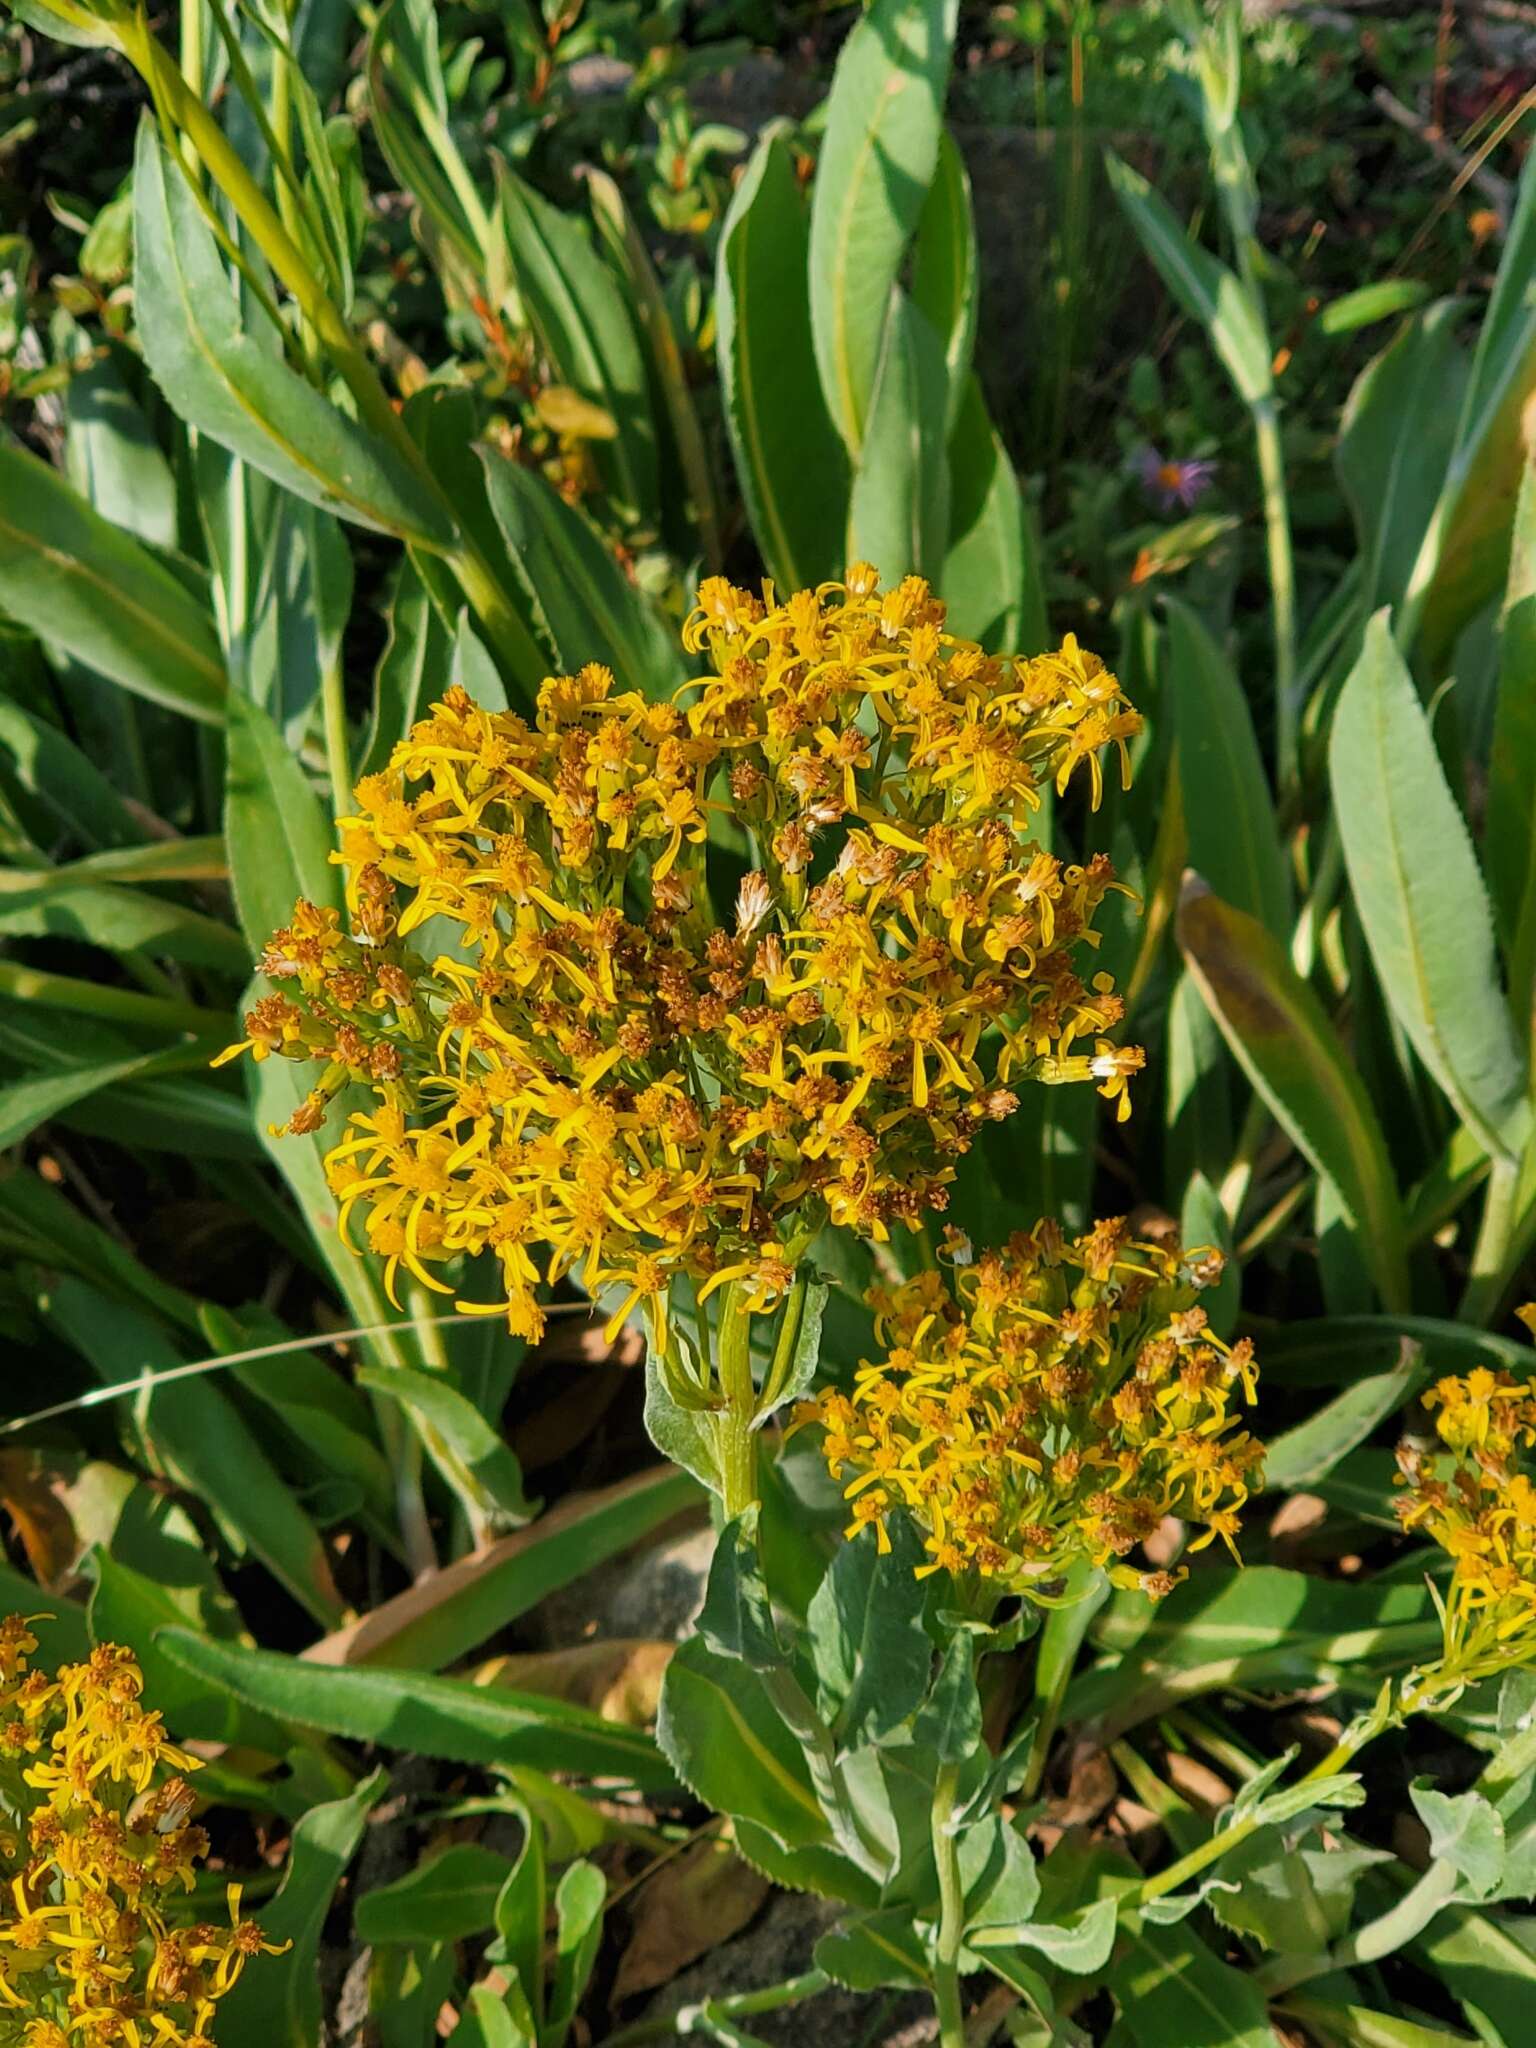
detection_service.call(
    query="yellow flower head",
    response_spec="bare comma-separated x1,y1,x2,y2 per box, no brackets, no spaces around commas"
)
0,1625,281,2044
220,571,1144,1340
794,1217,1263,1597
1398,1309,1536,1702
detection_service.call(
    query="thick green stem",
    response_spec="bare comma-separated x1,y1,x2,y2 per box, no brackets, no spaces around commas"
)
1251,395,1299,797
931,1760,967,2048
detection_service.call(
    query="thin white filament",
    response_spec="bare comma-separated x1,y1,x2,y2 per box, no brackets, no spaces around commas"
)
4,1304,600,1436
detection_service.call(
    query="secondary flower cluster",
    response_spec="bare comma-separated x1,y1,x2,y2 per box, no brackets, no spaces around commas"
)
0,1618,278,2047
1396,1317,1536,1700
796,1218,1264,1595
222,570,1144,1341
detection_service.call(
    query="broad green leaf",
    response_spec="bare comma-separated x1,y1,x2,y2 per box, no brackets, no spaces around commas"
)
1419,1905,1536,2045
1068,1564,1435,1739
806,1515,930,1750
357,1363,536,1530
479,452,681,696
1178,879,1410,1308
816,1910,931,1990
910,130,977,437
809,0,959,455
65,349,178,548
1262,1339,1424,1490
356,1844,514,1944
1487,461,1536,1047
698,1509,784,1671
1336,299,1467,613
1331,609,1528,1160
132,125,452,546
911,1629,982,1766
941,374,1037,653
156,1628,677,1789
1418,150,1536,659
716,127,849,590
846,289,950,586
656,1634,829,1848
0,442,225,723
215,1770,388,2048
970,1896,1118,1975
1104,152,1273,408
44,1277,345,1625
495,165,655,522
547,1861,605,2048
1412,1786,1506,1901
1167,599,1289,937
1165,966,1233,1194
224,688,341,953
1108,1916,1277,2048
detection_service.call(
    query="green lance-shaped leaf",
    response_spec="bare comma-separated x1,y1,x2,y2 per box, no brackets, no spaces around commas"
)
224,688,341,955
1166,598,1290,938
656,1635,829,1850
156,1627,677,1790
0,443,225,723
1178,877,1411,1310
1103,151,1273,409
479,452,682,697
809,0,959,457
716,125,849,591
1487,462,1536,1049
214,1771,389,2048
355,1844,516,1944
365,0,489,269
1330,608,1528,1162
132,123,452,546
495,164,656,524
357,1363,537,1530
941,373,1039,653
846,288,950,587
1335,298,1468,616
1416,147,1536,660
910,128,977,438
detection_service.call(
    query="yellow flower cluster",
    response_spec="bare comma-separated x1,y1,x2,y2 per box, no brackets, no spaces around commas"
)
0,1619,279,2047
1396,1317,1536,1700
221,570,1144,1341
794,1218,1264,1595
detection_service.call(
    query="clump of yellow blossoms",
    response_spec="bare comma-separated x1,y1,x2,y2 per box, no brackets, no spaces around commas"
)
1396,1311,1536,1702
795,1218,1264,1594
0,1618,279,2047
222,569,1144,1343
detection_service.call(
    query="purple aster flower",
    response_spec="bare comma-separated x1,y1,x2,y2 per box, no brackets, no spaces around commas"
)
1136,445,1217,513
